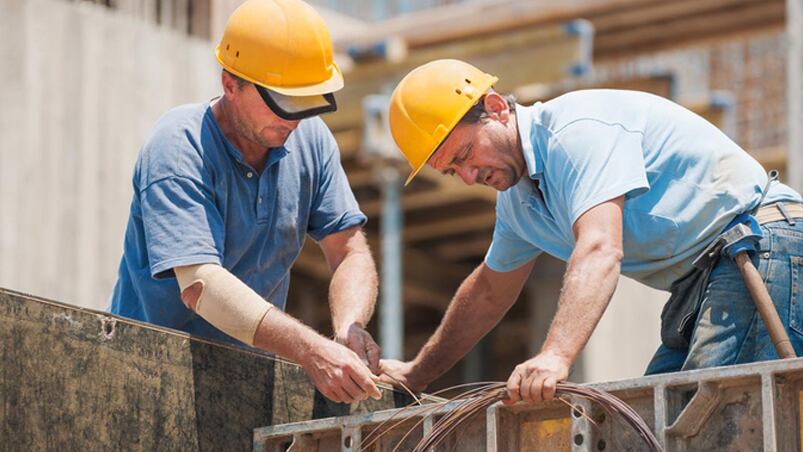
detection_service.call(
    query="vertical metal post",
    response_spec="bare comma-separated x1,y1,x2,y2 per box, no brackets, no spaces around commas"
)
380,166,404,360
362,94,405,360
788,0,803,192
463,339,485,383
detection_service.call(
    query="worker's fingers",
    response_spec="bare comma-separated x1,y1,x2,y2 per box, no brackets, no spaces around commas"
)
530,376,546,403
329,386,350,404
339,374,367,403
506,371,523,403
365,340,381,375
520,373,535,402
347,363,383,400
316,382,345,404
542,376,557,402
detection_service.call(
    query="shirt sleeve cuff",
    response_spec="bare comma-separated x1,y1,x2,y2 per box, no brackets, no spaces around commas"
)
308,211,368,242
150,254,223,279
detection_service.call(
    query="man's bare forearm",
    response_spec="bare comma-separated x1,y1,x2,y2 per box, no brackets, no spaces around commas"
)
328,234,377,333
411,263,531,386
540,243,621,364
253,306,325,361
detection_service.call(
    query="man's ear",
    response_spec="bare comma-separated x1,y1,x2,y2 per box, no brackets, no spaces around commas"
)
483,92,511,123
221,71,240,97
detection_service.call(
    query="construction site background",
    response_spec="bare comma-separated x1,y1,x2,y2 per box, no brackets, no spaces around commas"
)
0,0,800,394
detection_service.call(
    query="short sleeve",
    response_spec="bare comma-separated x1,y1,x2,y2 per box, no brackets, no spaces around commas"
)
307,129,367,241
484,215,542,272
549,119,650,225
141,176,224,278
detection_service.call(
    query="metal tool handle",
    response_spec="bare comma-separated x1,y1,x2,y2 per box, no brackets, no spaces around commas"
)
735,252,796,359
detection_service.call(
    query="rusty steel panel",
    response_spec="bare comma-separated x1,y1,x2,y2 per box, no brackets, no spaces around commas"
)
518,409,572,451
0,288,406,451
255,358,803,451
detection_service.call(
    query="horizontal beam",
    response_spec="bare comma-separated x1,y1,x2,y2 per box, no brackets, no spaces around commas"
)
292,239,470,311
594,0,785,57
433,235,493,261
405,210,496,243
324,21,591,132
334,0,648,49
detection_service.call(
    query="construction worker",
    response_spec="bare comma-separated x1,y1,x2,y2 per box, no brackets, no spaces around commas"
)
108,0,382,404
379,59,803,404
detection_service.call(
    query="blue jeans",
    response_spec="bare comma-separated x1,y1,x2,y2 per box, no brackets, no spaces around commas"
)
646,219,803,375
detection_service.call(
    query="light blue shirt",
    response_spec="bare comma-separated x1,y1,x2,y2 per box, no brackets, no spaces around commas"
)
109,102,366,345
485,90,801,290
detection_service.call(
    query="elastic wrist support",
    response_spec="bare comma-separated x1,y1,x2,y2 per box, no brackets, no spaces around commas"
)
174,264,273,345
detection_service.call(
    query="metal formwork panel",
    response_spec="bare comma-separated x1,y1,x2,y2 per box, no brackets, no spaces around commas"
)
254,359,803,451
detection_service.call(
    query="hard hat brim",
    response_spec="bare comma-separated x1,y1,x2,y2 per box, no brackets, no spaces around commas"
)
215,48,345,96
267,64,344,96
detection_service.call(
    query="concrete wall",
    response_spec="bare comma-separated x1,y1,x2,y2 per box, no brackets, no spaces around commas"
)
0,0,220,310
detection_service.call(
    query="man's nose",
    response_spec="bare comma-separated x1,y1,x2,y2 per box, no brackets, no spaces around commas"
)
456,165,477,186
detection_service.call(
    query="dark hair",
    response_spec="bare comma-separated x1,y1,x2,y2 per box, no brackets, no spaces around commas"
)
459,91,517,124
222,69,249,89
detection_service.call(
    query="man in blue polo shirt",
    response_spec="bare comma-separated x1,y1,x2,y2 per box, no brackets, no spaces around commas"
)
379,59,803,403
109,0,381,404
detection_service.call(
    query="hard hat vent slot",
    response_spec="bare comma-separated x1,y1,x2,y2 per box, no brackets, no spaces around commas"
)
455,89,462,95
236,51,240,58
226,44,230,50
465,78,472,84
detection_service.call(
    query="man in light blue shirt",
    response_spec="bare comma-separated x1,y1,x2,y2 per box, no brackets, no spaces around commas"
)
379,59,803,404
109,0,382,404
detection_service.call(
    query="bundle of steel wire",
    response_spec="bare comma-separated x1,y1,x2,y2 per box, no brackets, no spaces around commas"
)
362,381,663,452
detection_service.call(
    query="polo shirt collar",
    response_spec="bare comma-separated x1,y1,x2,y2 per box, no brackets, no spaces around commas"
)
515,103,542,179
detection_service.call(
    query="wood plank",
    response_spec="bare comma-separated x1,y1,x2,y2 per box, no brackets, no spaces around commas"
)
405,210,496,243
0,288,407,450
360,181,496,217
337,0,655,49
590,0,763,33
594,0,785,57
434,235,493,261
292,239,470,310
324,21,590,132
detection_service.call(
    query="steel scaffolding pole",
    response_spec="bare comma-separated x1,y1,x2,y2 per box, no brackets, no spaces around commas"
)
379,166,404,360
362,94,404,360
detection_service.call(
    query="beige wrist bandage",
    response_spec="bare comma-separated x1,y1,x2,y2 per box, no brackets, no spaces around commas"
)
174,264,273,346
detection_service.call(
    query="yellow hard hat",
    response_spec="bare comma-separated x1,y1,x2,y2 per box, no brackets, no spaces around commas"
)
389,59,498,185
215,0,343,98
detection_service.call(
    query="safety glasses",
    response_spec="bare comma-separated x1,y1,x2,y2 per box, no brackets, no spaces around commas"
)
255,84,338,121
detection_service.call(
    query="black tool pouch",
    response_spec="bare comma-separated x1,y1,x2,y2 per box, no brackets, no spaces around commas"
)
659,263,715,349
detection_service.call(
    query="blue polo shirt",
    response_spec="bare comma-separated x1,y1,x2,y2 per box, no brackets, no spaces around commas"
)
109,102,366,345
485,90,802,290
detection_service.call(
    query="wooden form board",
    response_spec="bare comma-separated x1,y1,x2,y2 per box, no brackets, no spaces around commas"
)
0,288,408,451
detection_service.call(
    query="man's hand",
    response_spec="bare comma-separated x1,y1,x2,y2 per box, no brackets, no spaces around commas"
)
300,338,383,404
377,359,427,393
335,322,381,374
505,351,571,404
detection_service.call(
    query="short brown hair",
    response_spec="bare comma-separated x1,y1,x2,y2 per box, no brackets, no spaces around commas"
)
223,69,249,89
459,92,517,124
